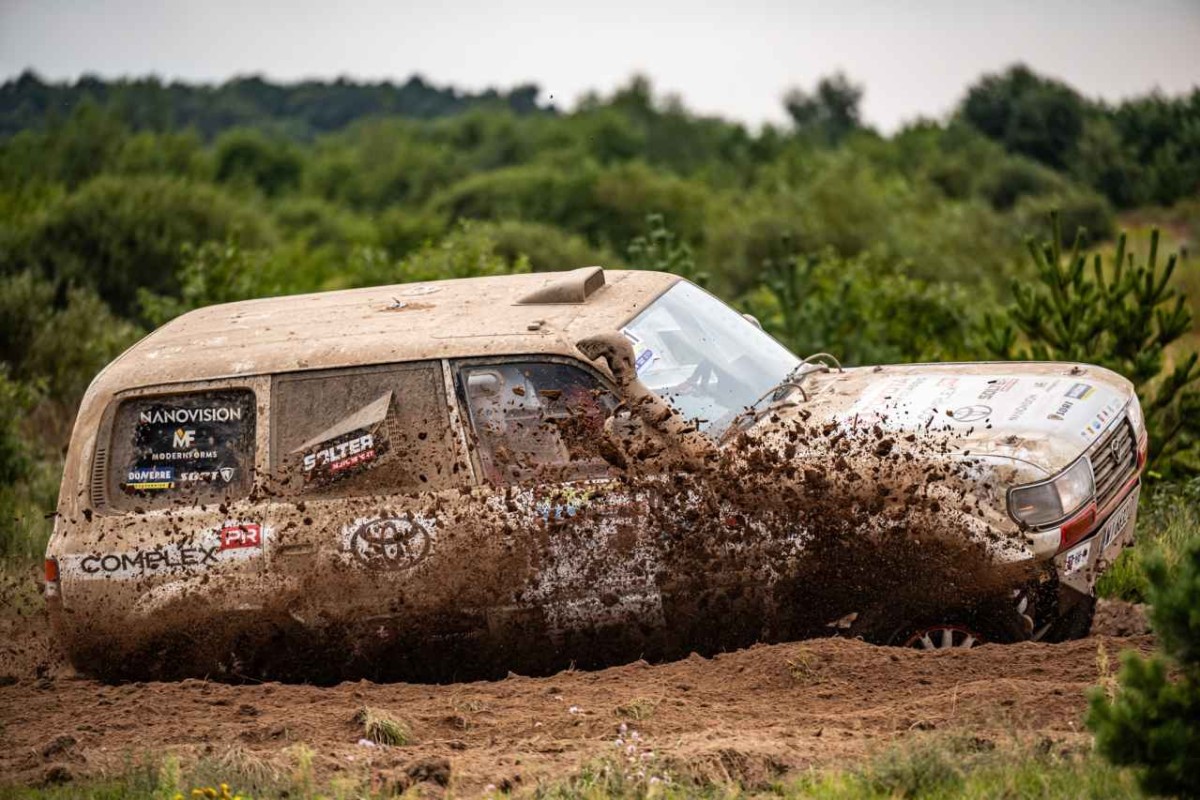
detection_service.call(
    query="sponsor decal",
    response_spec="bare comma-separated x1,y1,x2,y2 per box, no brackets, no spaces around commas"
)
219,521,262,551
1066,382,1095,400
634,348,655,372
1007,393,1038,422
79,545,220,575
172,428,196,448
977,378,1017,402
139,407,244,425
125,466,175,490
303,432,376,474
1062,540,1091,577
1047,399,1075,421
178,467,236,483
949,404,991,423
1079,397,1126,440
150,448,219,462
343,515,435,570
65,523,271,579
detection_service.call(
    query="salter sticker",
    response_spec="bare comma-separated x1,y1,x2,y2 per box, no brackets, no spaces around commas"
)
303,432,377,476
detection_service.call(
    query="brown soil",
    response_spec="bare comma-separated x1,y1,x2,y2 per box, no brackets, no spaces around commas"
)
0,601,1154,794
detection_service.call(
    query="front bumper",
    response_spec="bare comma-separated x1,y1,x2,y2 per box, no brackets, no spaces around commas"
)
1053,480,1140,596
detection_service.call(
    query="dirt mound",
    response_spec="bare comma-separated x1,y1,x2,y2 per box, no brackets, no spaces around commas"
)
1091,598,1151,637
0,620,1154,793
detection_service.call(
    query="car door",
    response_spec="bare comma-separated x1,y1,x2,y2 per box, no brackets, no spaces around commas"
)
263,360,522,648
452,356,666,669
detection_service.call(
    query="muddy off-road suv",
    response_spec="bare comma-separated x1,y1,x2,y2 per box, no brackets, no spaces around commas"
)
46,268,1146,681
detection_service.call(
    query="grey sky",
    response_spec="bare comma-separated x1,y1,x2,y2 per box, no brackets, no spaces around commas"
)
1,0,1197,131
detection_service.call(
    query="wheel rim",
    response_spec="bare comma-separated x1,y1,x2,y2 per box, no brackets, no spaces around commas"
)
903,625,985,650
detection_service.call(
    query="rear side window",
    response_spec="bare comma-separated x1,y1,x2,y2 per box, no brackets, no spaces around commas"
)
108,389,257,510
270,362,462,497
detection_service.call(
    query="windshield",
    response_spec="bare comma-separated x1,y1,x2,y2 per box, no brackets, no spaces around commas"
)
622,282,801,437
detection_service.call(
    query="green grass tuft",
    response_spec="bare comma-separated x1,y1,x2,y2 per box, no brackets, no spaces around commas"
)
354,705,411,746
1097,479,1200,603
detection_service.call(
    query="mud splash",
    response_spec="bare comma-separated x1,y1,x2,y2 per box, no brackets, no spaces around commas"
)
48,401,1038,684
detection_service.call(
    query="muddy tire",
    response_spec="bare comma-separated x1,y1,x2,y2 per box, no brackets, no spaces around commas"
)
1040,594,1097,643
885,598,1030,650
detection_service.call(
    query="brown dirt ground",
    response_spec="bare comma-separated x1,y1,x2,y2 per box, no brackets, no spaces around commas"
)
0,600,1155,795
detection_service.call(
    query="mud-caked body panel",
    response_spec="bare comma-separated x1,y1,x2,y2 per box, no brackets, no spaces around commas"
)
47,270,1147,680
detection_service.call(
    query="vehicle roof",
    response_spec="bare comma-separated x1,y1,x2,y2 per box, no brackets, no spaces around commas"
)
93,269,679,393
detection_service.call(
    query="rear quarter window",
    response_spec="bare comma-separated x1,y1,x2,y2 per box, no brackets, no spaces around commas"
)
107,389,257,510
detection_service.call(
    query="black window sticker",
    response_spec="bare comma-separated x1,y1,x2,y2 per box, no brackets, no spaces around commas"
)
114,390,256,505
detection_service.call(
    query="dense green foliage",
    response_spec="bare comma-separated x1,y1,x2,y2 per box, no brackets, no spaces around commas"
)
0,71,548,139
0,66,1197,567
987,214,1200,475
1088,534,1200,797
1098,479,1200,603
961,64,1200,208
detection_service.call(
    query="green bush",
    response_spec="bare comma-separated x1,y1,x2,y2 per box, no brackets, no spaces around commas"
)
0,271,141,405
1088,536,1200,797
482,219,620,273
743,245,984,365
987,214,1199,475
214,128,304,196
1098,479,1200,602
347,222,530,289
4,175,275,317
1014,187,1115,246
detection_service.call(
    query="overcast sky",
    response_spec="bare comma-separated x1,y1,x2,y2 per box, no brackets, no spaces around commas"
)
1,0,1197,131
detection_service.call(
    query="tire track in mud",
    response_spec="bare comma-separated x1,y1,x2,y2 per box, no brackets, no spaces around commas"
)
0,624,1154,794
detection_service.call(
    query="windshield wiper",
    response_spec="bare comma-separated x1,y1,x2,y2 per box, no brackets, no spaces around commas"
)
726,353,844,438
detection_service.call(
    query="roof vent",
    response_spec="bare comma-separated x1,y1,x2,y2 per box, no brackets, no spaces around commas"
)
515,267,606,305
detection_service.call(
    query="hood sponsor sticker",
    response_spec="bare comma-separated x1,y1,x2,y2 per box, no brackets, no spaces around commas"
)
848,373,1126,441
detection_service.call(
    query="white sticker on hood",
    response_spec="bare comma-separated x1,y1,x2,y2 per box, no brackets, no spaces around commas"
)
847,374,1125,441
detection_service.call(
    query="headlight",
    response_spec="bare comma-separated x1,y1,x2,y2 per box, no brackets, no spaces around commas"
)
1127,398,1145,437
1009,457,1095,528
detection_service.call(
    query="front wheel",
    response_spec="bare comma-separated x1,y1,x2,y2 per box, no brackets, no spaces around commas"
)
887,597,1031,651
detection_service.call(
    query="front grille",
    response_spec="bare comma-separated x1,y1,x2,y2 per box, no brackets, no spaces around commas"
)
1090,417,1137,510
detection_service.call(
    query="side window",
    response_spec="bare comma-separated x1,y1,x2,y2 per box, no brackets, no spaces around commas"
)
460,361,618,485
108,388,256,510
271,362,462,498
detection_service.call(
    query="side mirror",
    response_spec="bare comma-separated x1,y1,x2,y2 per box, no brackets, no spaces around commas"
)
576,332,638,388
577,332,715,471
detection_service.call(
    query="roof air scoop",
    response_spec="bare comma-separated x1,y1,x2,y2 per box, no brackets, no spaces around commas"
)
515,266,606,305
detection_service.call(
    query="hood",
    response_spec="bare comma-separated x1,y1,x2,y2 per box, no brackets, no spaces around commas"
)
758,361,1134,475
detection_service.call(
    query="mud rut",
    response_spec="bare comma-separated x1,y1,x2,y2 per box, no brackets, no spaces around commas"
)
0,606,1153,793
